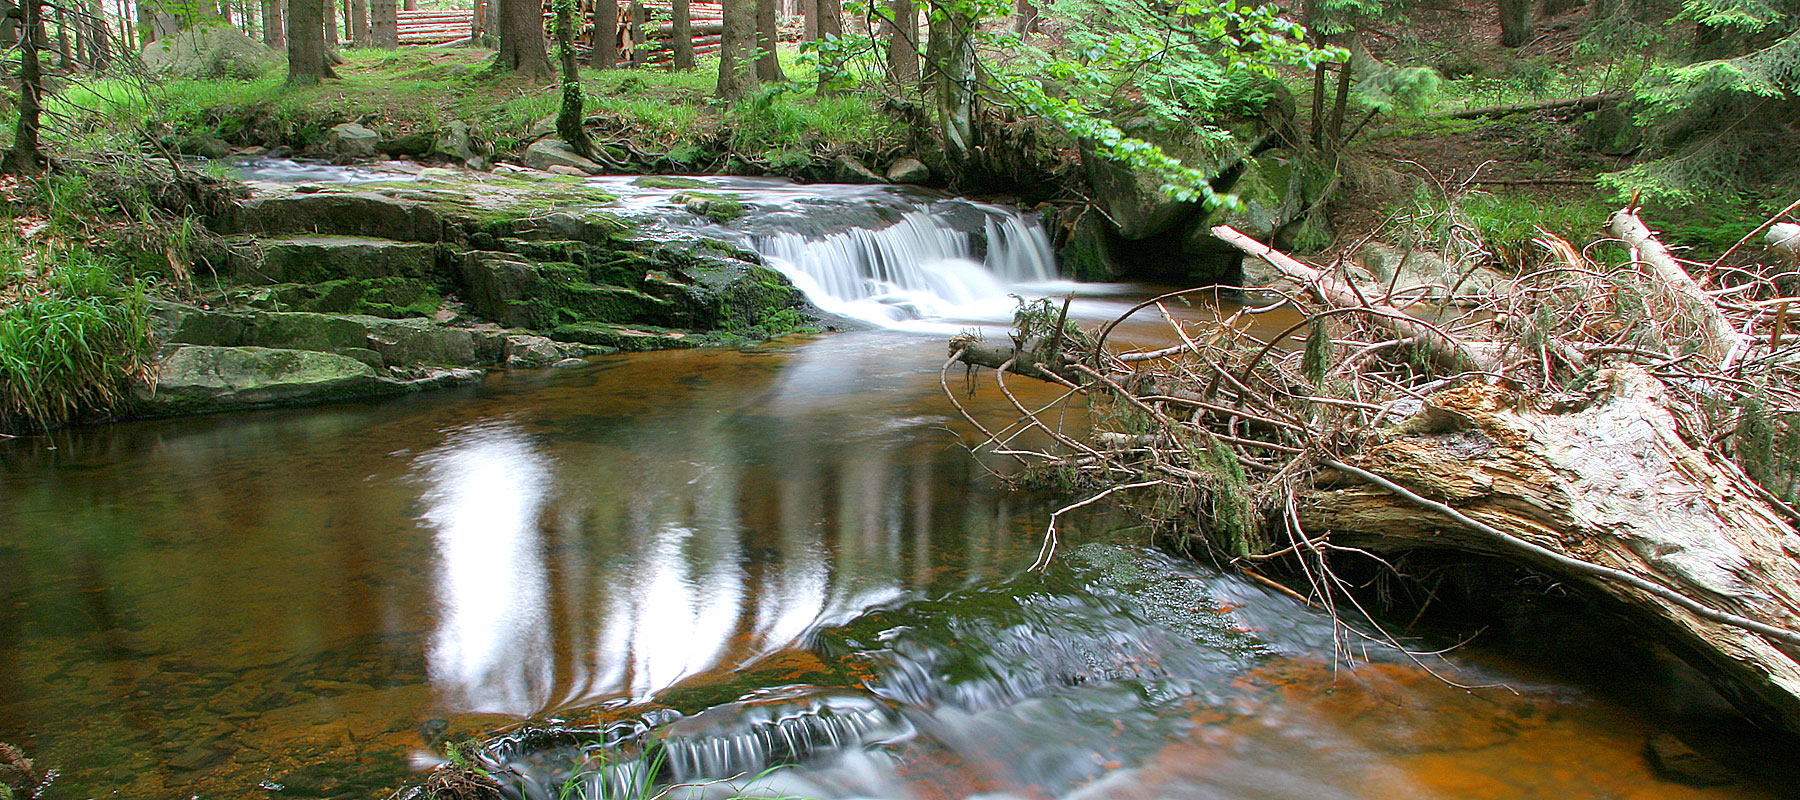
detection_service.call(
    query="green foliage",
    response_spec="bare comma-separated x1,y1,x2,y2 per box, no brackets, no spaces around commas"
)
0,239,149,431
1356,66,1444,113
1604,30,1800,203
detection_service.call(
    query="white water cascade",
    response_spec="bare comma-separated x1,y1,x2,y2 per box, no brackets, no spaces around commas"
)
751,205,1063,332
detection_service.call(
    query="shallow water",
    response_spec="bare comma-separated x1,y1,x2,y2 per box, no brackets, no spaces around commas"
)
2,171,1788,799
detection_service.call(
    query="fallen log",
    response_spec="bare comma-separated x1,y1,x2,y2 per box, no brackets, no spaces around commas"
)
1608,209,1745,365
1299,367,1800,734
1439,92,1623,120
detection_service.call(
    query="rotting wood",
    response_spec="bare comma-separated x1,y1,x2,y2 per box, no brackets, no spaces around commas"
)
1439,92,1622,120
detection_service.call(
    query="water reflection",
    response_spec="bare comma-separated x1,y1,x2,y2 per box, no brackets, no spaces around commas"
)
422,423,554,716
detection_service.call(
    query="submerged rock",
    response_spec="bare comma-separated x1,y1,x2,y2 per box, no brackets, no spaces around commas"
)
1646,733,1738,787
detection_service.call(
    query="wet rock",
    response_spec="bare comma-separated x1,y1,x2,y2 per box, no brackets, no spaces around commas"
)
139,25,280,80
1646,733,1738,787
458,251,673,330
522,139,605,175
134,346,395,413
551,357,589,369
885,157,931,184
328,123,380,159
166,309,506,368
379,131,435,158
223,235,443,284
229,191,448,242
178,133,232,160
503,334,564,368
551,323,698,351
545,165,590,177
166,744,225,771
833,154,886,184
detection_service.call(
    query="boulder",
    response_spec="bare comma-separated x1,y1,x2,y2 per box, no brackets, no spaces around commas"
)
833,154,886,184
430,121,480,163
167,309,507,368
885,158,931,184
328,123,380,159
458,251,673,330
135,346,394,413
140,25,280,80
503,334,565,368
1645,733,1738,787
522,139,605,175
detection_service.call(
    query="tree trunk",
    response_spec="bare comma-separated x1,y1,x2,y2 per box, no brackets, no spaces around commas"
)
402,0,413,9
881,0,915,84
348,0,366,44
55,2,70,68
493,0,552,75
715,0,757,98
263,0,285,47
323,0,337,48
1541,0,1584,15
925,4,977,169
1499,0,1532,46
671,0,694,69
1296,368,1800,737
800,0,814,41
3,0,46,175
87,0,110,70
591,0,618,67
626,0,645,66
371,0,395,47
285,0,335,83
553,0,594,157
754,0,782,80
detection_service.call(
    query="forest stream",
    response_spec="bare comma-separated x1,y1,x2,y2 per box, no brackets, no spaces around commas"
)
0,175,1787,800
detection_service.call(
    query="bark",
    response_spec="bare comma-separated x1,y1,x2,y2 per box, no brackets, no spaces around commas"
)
715,0,757,99
86,0,110,70
263,0,285,47
285,0,335,83
626,0,645,66
671,0,694,69
800,0,814,41
1541,0,1585,15
323,0,337,48
1298,367,1800,736
348,0,366,45
753,0,782,81
813,0,839,91
1499,0,1532,46
592,0,617,67
55,2,69,68
371,0,395,47
881,0,915,84
925,3,977,167
493,0,552,76
3,0,45,175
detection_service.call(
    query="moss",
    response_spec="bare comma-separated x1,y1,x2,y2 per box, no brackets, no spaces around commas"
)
671,191,749,224
550,322,701,351
633,176,711,189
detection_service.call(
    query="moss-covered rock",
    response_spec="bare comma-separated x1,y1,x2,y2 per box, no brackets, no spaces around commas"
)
139,25,280,81
550,323,701,351
228,191,449,242
224,235,446,284
132,345,477,415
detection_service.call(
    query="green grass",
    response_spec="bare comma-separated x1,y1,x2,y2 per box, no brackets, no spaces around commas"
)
30,46,898,165
0,238,149,431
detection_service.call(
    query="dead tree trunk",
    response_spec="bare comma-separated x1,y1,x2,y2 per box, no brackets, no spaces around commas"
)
1298,368,1800,735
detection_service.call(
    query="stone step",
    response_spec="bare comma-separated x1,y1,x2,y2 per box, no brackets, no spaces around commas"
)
133,345,480,416
222,234,448,286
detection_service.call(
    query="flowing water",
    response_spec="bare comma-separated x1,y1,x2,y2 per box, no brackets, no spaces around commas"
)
0,169,1788,800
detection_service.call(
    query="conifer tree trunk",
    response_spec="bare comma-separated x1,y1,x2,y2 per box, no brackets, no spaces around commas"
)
591,0,617,66
1012,0,1035,32
553,0,594,156
87,0,110,70
348,0,366,44
671,0,694,69
1499,0,1532,46
881,0,915,83
56,2,71,68
493,0,553,75
754,0,783,80
286,0,335,83
626,0,645,65
3,0,46,175
323,0,337,48
800,0,815,41
263,0,285,47
715,0,757,98
371,0,396,47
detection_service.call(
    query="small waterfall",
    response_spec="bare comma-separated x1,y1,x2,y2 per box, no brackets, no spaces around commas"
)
751,204,1060,330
